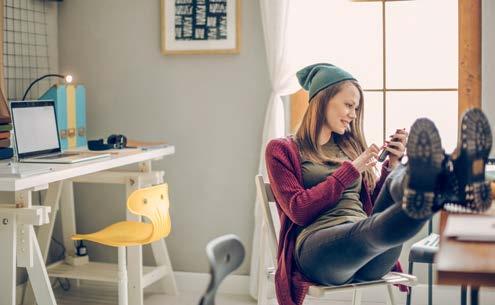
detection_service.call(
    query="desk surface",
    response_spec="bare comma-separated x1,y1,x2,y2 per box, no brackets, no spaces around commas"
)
436,190,495,287
0,146,175,191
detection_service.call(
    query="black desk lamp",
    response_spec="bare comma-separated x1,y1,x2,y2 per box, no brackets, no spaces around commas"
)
22,74,73,101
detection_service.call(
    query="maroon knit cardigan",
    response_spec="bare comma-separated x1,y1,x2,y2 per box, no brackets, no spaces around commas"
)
265,137,405,305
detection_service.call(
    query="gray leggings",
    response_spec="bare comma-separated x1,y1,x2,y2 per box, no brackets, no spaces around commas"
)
296,165,430,285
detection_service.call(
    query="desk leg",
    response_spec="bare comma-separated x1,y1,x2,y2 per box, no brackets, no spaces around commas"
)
23,182,63,305
0,214,16,305
470,286,479,305
25,226,57,305
60,181,77,257
461,285,467,305
139,161,152,173
37,182,64,260
428,263,433,305
150,239,178,295
59,180,81,290
126,179,143,305
149,170,177,295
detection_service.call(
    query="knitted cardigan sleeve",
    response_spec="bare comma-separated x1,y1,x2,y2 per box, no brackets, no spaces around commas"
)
265,139,360,226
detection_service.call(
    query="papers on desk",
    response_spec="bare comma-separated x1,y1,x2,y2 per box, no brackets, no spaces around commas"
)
0,162,54,177
444,215,495,242
487,164,495,181
126,139,170,150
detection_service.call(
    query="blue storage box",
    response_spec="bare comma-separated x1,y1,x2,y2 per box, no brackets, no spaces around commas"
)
40,84,87,149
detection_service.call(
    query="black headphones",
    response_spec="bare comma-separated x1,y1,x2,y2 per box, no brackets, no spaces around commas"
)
88,134,127,151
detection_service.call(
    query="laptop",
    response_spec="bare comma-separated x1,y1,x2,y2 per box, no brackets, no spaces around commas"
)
11,100,110,164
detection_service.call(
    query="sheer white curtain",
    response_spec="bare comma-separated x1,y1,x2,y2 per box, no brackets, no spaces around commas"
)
250,1,384,297
249,0,300,298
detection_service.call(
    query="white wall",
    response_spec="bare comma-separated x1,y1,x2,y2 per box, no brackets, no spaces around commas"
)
57,0,269,274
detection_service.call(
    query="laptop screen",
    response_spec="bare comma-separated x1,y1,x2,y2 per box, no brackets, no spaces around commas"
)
11,101,61,158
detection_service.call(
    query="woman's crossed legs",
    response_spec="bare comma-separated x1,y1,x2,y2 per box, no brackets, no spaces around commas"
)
296,120,440,285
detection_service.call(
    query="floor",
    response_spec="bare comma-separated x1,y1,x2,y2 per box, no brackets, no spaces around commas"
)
53,281,257,305
52,281,390,305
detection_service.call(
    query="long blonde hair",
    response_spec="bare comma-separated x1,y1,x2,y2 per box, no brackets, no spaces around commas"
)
294,80,377,190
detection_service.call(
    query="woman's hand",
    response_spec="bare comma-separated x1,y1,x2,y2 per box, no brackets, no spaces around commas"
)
384,128,408,168
352,144,380,173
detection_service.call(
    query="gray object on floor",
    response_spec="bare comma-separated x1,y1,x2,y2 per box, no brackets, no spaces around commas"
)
199,234,245,305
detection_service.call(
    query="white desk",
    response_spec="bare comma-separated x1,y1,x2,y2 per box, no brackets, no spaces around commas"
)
0,146,178,305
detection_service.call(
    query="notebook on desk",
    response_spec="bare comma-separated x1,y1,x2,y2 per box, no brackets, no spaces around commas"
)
126,139,170,150
444,215,495,242
10,101,110,164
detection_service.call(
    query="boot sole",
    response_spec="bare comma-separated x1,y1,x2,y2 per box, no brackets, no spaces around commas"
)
455,108,493,211
402,118,444,219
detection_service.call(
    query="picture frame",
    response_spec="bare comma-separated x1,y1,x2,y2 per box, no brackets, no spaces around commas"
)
161,0,241,55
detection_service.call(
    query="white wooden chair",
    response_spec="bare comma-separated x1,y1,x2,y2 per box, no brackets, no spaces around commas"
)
255,175,417,305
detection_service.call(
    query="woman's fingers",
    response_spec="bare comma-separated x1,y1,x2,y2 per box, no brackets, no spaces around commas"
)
366,144,380,155
362,151,378,162
353,145,381,173
365,160,377,169
391,133,407,142
386,141,405,152
385,146,402,157
389,129,408,142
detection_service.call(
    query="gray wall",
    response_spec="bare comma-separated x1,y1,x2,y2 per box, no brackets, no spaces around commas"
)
57,0,270,274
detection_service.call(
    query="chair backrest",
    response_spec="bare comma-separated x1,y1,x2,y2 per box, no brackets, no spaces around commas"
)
255,175,279,267
198,234,245,305
126,183,171,244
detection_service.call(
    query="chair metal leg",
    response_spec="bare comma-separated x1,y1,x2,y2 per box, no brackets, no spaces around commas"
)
427,219,434,305
352,288,362,305
461,285,467,305
386,284,396,305
118,247,128,305
470,286,479,305
428,262,433,305
406,261,414,305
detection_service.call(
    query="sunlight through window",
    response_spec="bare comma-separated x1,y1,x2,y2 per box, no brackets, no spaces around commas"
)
288,0,458,150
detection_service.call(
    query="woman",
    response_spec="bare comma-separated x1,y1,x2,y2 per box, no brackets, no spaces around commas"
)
265,63,492,305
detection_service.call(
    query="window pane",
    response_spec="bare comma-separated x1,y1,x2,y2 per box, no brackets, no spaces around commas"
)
386,92,458,152
287,0,383,89
386,0,458,89
363,92,384,147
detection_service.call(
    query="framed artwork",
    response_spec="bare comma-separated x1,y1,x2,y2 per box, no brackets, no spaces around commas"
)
161,0,241,55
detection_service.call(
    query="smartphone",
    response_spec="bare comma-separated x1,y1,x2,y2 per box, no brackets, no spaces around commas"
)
378,149,389,162
378,129,404,162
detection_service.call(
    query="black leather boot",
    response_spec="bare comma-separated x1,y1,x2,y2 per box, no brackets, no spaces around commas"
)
433,153,460,205
402,118,446,219
441,108,493,212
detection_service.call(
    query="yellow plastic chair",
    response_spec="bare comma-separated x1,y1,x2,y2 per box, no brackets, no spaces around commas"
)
72,183,171,305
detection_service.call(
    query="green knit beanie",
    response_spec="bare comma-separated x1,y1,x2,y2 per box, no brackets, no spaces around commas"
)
296,63,356,100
